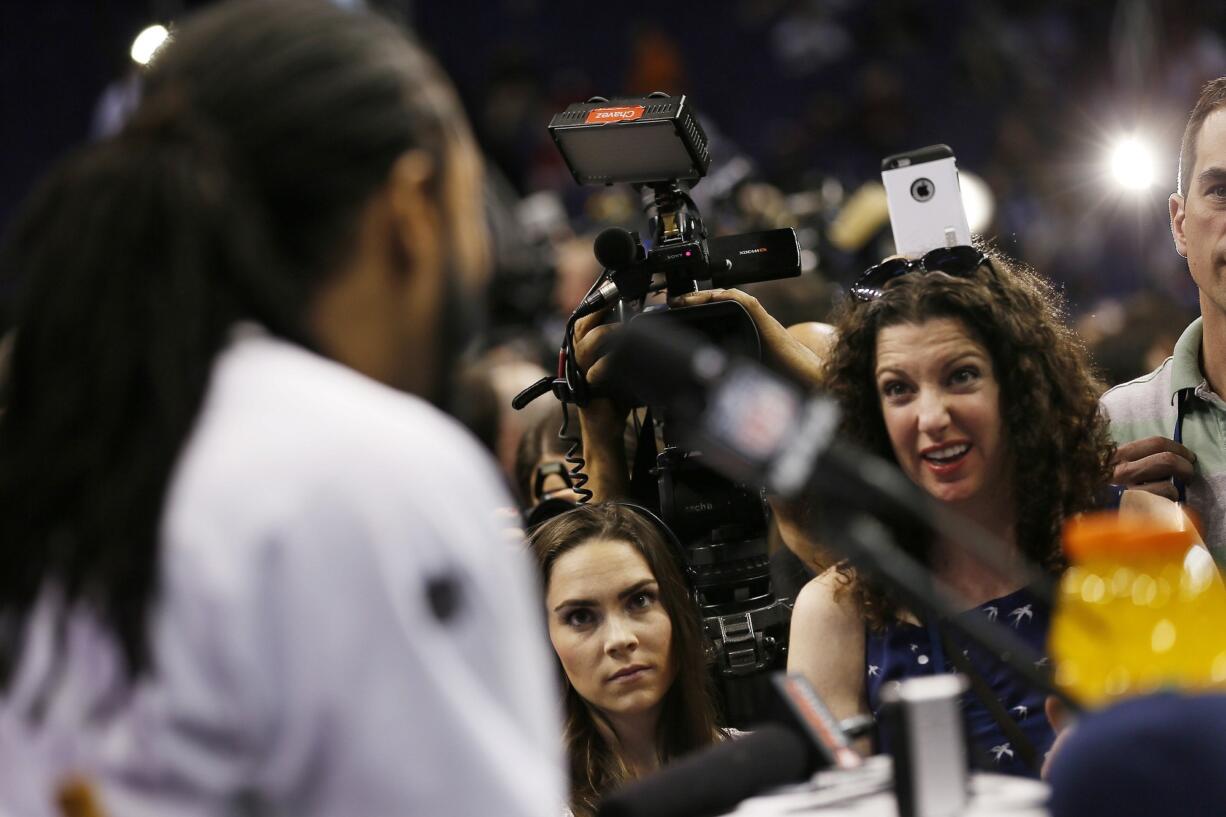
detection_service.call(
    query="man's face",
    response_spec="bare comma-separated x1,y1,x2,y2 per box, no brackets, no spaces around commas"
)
1173,108,1226,320
440,130,492,298
430,132,492,407
389,131,490,404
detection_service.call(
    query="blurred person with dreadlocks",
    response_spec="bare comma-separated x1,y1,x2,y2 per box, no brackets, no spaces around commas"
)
0,2,561,815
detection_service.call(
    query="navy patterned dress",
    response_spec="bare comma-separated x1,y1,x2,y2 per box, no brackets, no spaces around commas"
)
864,587,1054,778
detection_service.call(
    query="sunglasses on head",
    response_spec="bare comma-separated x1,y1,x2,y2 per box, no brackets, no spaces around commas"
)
849,246,990,302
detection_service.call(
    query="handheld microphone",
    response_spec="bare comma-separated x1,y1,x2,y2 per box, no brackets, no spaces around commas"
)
597,673,861,817
769,674,863,771
598,667,868,814
597,725,809,817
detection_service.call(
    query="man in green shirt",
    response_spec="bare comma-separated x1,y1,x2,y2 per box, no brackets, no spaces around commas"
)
1102,78,1226,555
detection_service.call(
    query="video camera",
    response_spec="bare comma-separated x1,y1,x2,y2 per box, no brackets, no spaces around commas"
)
513,93,802,723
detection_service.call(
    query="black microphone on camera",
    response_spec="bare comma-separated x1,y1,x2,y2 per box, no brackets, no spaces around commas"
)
572,228,650,319
573,225,803,319
595,226,643,270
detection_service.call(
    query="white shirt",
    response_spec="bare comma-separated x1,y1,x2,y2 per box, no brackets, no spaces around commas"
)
0,329,564,817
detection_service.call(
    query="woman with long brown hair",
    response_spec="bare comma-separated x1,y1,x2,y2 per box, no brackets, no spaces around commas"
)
530,503,726,817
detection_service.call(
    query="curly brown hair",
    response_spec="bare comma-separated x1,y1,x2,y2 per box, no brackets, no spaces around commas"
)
529,503,723,817
825,254,1114,628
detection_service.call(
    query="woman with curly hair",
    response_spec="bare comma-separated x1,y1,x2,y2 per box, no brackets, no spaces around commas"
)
529,503,726,817
788,247,1115,777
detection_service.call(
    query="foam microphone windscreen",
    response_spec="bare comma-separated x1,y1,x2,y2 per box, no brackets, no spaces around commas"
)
594,226,640,270
597,725,810,817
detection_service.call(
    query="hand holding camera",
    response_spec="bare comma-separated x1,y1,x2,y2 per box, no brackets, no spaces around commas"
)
669,288,826,387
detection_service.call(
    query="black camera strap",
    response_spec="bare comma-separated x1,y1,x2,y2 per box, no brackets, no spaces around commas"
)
936,623,1042,774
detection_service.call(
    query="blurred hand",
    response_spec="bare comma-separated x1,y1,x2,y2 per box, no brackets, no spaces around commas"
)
1041,695,1075,780
669,288,826,386
1111,436,1196,501
570,292,831,501
573,307,619,387
1118,487,1205,544
571,307,631,500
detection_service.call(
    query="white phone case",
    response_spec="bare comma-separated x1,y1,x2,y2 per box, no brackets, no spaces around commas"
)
881,148,971,259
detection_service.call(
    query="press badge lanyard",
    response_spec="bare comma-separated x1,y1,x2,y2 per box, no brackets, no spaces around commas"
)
1173,387,1193,505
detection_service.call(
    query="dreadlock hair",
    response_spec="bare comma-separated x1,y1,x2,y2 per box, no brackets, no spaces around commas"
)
0,0,466,687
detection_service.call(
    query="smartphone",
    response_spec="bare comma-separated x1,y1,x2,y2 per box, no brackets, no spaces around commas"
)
881,144,972,259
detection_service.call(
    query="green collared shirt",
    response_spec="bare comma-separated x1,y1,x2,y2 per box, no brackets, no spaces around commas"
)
1101,317,1226,557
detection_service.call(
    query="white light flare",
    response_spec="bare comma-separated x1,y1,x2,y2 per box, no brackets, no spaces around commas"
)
959,170,995,235
131,25,170,67
1109,136,1156,191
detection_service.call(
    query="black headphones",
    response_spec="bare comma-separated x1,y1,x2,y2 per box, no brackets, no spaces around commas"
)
523,495,580,529
526,499,693,593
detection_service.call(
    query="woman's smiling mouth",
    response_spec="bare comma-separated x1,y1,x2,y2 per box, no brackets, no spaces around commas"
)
921,441,972,473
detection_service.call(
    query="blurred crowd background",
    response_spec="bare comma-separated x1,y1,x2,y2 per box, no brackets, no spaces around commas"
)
4,0,1223,396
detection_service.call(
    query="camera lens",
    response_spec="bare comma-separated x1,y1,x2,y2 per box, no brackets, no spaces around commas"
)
911,178,935,202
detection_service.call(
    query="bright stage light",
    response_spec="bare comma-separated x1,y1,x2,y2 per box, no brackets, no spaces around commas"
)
131,25,170,66
1109,136,1156,191
959,170,995,234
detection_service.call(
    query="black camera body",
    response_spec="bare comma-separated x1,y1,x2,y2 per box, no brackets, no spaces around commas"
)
550,94,801,328
518,94,802,721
